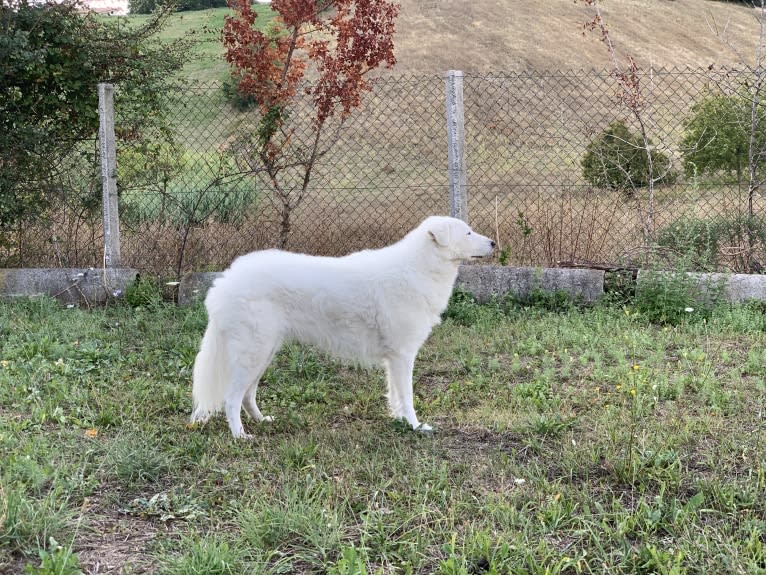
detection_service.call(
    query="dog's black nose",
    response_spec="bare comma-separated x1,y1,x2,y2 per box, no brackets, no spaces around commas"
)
490,241,497,248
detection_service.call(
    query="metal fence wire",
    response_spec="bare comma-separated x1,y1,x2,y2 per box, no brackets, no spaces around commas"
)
3,67,765,276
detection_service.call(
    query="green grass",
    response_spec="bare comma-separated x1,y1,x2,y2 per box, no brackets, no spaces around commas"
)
109,6,275,82
1,295,766,573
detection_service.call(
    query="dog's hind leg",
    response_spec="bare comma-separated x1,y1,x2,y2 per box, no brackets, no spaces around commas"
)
224,359,254,439
242,346,279,424
243,385,272,423
385,353,431,432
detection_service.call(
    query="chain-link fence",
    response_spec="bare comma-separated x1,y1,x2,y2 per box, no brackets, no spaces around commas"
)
0,135,104,269
463,68,759,271
3,67,764,276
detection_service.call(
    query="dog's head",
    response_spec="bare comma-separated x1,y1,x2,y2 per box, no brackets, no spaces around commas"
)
424,216,496,261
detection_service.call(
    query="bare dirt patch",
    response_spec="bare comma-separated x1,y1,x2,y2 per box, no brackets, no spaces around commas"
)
74,502,169,575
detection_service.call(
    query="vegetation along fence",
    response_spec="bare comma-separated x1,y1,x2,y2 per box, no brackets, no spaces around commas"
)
3,67,766,277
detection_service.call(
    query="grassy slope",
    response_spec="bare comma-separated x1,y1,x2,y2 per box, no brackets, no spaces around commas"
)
115,5,275,82
392,0,761,72
114,0,762,82
1,296,765,572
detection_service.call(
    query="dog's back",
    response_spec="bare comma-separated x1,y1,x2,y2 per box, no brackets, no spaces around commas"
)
205,240,438,366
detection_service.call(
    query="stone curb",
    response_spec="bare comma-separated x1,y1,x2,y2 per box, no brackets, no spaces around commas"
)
177,265,607,306
636,270,766,303
8,267,764,308
455,265,605,303
0,268,138,306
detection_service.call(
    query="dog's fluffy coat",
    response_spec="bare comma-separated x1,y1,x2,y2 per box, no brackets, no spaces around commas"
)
191,216,495,438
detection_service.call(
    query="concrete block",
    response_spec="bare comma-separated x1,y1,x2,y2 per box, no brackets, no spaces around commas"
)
0,268,138,306
722,273,766,302
637,270,766,303
456,265,605,303
178,266,607,306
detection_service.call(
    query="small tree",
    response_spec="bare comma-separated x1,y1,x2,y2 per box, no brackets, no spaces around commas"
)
680,92,766,187
578,0,676,244
223,0,399,248
582,120,675,194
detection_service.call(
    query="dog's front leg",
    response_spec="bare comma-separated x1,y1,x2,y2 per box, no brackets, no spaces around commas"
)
384,354,431,432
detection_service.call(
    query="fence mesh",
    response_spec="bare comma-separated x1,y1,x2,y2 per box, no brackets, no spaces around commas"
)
463,68,756,270
2,67,763,276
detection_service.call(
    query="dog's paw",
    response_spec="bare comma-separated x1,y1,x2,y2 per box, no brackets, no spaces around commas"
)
189,409,211,424
261,415,274,423
416,423,433,433
231,429,254,440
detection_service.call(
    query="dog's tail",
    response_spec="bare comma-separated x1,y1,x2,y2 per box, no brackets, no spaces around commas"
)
190,318,229,424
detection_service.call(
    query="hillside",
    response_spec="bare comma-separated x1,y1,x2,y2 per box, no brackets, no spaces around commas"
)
391,0,763,73
138,0,765,82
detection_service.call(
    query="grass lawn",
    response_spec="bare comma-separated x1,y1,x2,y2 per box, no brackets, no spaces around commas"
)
1,293,766,574
111,6,275,82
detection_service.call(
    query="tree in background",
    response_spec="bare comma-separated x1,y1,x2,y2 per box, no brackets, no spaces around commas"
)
223,0,399,248
582,120,675,194
709,0,766,218
682,93,752,187
0,0,188,231
578,0,676,245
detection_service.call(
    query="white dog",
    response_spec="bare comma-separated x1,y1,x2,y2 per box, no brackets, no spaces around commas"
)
190,215,496,438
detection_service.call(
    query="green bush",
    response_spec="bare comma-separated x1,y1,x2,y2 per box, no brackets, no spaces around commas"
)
124,276,163,308
582,121,676,193
442,289,484,326
222,75,257,112
1,0,187,230
656,217,722,270
633,268,723,326
657,214,766,272
119,149,259,228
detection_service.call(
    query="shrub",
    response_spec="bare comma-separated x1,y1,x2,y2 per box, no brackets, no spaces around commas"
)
582,121,675,193
656,217,722,270
119,151,259,228
633,267,724,326
442,289,483,326
124,276,163,308
1,0,187,229
222,75,257,112
656,214,766,272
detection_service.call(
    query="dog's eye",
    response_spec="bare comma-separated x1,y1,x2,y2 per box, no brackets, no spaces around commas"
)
466,231,472,236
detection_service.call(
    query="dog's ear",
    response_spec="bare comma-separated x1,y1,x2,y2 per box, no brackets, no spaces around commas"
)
428,220,451,247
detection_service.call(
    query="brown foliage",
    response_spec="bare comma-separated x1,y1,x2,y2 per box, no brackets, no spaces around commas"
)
223,0,399,125
222,0,399,248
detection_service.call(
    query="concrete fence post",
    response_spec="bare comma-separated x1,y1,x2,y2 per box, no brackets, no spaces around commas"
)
445,70,468,222
98,83,121,268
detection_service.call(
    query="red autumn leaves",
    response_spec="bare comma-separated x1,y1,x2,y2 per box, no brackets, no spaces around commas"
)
223,0,399,127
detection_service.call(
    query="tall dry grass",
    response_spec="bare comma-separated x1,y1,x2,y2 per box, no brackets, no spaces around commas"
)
6,182,758,277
